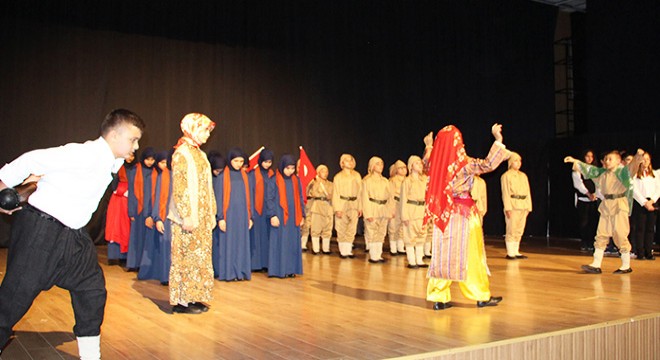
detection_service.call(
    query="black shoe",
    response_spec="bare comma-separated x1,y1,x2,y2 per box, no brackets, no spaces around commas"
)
339,254,349,259
348,254,355,258
581,264,602,274
190,302,209,312
477,296,502,308
424,255,432,259
160,281,169,286
515,254,528,259
107,259,120,266
505,255,517,260
126,267,138,272
407,264,419,269
172,304,202,314
613,268,632,274
368,259,380,264
433,302,452,310
390,252,398,256
322,251,332,255
312,251,320,255
418,263,429,268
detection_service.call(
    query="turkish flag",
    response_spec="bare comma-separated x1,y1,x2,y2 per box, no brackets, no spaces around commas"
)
247,146,265,172
298,146,316,203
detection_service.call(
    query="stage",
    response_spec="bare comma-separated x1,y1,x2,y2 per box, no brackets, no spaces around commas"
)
0,236,658,359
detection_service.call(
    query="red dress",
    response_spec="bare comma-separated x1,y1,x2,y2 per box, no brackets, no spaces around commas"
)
105,167,131,252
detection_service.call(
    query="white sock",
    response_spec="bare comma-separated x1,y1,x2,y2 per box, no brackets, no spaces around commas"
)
397,239,406,253
389,240,398,253
406,247,416,266
620,252,631,270
514,241,522,256
415,244,426,265
591,248,605,268
322,238,331,252
77,335,100,360
505,241,516,257
424,242,432,256
311,237,320,253
301,236,308,250
370,242,383,260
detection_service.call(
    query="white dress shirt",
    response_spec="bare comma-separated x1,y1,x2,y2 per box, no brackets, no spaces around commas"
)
632,169,660,207
0,136,124,229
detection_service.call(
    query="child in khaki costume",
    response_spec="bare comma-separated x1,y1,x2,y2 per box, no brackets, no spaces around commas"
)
307,165,334,254
332,154,362,258
565,149,644,274
387,160,407,255
400,155,428,268
361,156,391,263
501,152,532,259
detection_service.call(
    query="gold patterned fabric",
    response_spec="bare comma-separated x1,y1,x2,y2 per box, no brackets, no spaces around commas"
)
169,142,216,306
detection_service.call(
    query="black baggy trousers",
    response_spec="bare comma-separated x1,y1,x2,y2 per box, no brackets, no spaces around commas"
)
0,205,106,348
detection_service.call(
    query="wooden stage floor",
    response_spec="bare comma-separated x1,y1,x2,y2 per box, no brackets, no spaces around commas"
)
1,236,659,359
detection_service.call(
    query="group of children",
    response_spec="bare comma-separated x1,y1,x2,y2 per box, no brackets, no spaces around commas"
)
105,143,538,278
567,148,659,274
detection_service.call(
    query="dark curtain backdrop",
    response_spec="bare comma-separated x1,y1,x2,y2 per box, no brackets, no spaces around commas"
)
0,0,557,246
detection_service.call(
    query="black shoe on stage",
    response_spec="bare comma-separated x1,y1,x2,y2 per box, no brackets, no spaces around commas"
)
515,254,528,259
172,304,202,314
433,302,452,310
613,268,632,274
322,251,332,255
477,296,502,308
368,259,380,264
190,302,209,312
407,264,419,269
505,255,517,260
581,264,602,274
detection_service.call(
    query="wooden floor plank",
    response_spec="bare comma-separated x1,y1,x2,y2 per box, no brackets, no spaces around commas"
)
1,236,659,359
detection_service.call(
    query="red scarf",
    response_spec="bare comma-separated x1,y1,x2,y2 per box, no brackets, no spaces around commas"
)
276,171,302,226
156,169,170,221
118,166,128,183
134,164,144,215
223,167,252,220
254,166,274,215
424,125,468,232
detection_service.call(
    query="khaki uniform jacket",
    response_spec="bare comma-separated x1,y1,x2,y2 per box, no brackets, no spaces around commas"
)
501,170,532,212
332,170,363,213
361,173,391,219
471,176,487,218
307,178,334,217
400,175,427,222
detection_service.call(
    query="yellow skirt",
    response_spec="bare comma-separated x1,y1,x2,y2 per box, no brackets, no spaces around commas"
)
426,214,491,303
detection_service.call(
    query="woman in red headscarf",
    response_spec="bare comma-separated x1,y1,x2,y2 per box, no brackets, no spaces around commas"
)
423,123,510,310
168,113,217,314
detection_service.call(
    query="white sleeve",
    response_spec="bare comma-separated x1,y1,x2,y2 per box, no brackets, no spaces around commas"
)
571,171,589,196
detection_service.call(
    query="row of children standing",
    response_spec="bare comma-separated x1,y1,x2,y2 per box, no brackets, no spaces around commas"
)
105,146,307,282
105,145,536,279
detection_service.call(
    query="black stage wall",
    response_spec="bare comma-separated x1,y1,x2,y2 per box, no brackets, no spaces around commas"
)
0,0,575,247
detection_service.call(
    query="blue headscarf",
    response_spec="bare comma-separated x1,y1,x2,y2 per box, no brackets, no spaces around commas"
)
140,147,156,168
259,149,275,166
279,154,296,176
207,150,226,174
154,150,169,173
227,147,245,171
